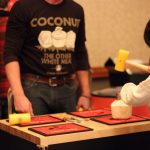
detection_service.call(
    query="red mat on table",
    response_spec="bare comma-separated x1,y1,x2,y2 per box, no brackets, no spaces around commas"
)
28,123,93,136
133,105,150,119
69,109,111,118
91,115,149,125
19,115,63,127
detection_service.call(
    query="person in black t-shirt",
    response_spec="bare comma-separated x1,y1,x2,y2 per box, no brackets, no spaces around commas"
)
4,0,91,115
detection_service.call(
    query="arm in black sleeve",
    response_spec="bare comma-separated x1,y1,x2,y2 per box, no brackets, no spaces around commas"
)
144,20,150,47
73,7,90,71
73,43,90,71
3,1,28,65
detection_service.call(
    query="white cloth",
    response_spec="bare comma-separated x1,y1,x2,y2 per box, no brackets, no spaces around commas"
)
120,75,150,106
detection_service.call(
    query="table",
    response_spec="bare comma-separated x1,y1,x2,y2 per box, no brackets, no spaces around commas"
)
1,111,150,150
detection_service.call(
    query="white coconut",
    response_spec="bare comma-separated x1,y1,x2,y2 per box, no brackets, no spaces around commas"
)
52,27,66,48
111,100,132,119
38,31,52,48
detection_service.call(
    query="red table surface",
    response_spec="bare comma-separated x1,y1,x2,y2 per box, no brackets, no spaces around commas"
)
91,96,150,119
19,115,63,126
92,115,148,125
70,109,111,118
29,123,92,136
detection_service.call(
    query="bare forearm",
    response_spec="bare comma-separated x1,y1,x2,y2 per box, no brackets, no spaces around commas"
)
5,61,24,96
5,61,33,114
76,70,91,110
76,70,91,97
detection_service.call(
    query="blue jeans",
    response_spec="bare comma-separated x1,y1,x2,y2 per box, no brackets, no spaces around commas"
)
21,80,78,115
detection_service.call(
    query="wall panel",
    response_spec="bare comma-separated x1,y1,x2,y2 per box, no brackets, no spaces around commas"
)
75,0,150,67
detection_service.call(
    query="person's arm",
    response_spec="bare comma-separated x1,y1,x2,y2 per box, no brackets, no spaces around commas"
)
76,70,91,110
120,75,150,106
73,5,91,110
3,2,33,115
5,61,33,115
74,44,91,110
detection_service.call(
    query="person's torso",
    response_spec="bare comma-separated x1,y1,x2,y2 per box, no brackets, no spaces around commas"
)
18,0,84,77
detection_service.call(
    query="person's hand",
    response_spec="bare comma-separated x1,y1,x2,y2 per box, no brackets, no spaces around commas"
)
76,96,91,111
120,83,136,104
13,94,34,116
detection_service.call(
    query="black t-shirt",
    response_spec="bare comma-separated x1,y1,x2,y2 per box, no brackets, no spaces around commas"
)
4,0,90,77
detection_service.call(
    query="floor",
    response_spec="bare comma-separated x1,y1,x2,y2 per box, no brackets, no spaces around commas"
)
91,78,110,91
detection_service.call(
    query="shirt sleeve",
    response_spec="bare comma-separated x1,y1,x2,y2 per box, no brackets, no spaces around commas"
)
3,1,28,65
73,7,90,71
120,75,150,105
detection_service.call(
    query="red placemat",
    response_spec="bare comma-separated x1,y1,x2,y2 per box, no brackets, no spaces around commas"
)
69,109,111,118
19,115,63,127
28,123,93,136
91,115,149,125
